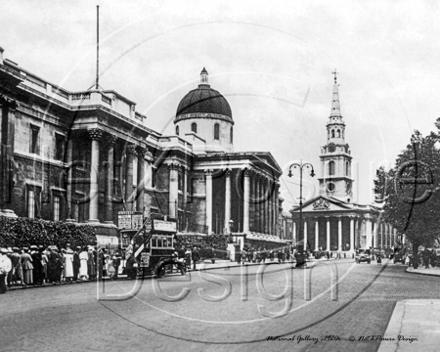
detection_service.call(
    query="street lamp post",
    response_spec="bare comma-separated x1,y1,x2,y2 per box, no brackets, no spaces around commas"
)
228,219,234,243
288,160,315,254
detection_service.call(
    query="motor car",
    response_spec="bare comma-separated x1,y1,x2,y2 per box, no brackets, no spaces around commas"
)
355,248,371,264
393,247,407,264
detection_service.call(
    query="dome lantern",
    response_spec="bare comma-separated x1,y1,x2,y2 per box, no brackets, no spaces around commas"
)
200,67,209,86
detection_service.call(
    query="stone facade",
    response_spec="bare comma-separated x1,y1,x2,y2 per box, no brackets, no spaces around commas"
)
0,49,284,248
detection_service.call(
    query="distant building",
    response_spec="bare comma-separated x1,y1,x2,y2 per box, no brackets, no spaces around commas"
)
290,72,400,254
0,47,285,249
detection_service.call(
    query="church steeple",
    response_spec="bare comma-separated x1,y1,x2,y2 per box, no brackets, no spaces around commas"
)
318,70,353,203
330,69,341,117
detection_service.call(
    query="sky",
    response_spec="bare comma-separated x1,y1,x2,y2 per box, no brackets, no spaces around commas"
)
1,0,439,211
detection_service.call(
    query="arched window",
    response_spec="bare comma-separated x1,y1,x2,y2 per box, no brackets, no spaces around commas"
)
328,161,335,176
337,129,341,138
175,125,179,136
214,123,220,140
331,130,335,138
230,127,233,143
191,122,197,133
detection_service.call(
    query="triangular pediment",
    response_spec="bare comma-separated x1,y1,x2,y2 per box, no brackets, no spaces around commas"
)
291,195,353,213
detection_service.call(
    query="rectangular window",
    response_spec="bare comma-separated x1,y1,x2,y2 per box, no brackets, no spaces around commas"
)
55,133,65,161
29,125,40,154
28,189,35,218
53,196,60,221
74,203,79,222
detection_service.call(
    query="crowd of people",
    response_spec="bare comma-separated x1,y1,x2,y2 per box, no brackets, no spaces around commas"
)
0,243,123,294
240,247,291,264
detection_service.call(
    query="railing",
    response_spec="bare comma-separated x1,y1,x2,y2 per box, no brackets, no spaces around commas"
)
101,95,111,105
25,74,46,88
51,87,69,99
71,93,91,101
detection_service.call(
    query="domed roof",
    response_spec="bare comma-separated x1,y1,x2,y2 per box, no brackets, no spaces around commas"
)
175,68,233,122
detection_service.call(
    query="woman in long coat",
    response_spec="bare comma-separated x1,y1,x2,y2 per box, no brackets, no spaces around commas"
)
87,247,96,281
21,247,34,285
64,249,74,282
79,247,89,281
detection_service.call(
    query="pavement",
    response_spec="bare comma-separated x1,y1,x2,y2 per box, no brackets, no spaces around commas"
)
378,265,440,352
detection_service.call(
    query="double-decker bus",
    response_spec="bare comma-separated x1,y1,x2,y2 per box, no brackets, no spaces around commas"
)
122,213,177,276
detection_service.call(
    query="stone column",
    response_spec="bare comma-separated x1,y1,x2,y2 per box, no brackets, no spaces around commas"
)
169,163,179,218
205,169,213,234
258,177,263,233
182,166,188,229
224,169,232,232
88,128,102,222
350,218,354,252
264,179,269,234
136,146,146,214
315,220,319,251
105,134,117,223
366,218,372,248
243,169,251,233
338,218,342,251
326,219,330,251
273,183,279,236
303,220,308,251
124,143,136,211
66,138,73,219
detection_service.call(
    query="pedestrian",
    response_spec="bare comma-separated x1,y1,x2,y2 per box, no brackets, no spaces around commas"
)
192,246,200,270
98,247,105,280
107,254,115,278
64,248,74,282
54,248,64,284
377,254,382,265
9,247,21,285
423,248,431,269
185,247,192,270
21,247,34,285
40,246,48,285
112,251,121,279
0,248,12,294
261,247,267,263
88,246,96,281
73,246,81,281
6,248,13,288
241,248,247,265
31,245,42,285
79,246,89,281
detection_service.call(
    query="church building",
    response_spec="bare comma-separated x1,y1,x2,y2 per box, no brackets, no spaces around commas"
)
290,72,399,255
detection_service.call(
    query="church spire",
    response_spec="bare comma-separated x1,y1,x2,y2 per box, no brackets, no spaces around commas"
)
330,69,341,117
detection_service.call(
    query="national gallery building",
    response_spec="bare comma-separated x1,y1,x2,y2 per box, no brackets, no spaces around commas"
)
0,47,284,248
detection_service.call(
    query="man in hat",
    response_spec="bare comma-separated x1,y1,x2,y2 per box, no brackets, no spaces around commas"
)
10,247,22,285
73,246,81,282
21,247,34,285
6,248,13,287
31,245,42,285
0,248,12,293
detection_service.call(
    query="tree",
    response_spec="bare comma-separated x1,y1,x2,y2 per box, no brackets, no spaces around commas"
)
377,127,440,268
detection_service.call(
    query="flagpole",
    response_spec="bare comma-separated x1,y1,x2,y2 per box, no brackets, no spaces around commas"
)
96,5,100,90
